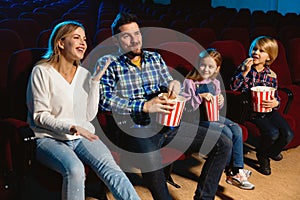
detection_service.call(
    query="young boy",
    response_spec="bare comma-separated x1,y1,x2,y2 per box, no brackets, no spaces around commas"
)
230,36,294,175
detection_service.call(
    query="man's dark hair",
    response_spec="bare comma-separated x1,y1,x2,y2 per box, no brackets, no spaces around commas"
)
111,12,140,35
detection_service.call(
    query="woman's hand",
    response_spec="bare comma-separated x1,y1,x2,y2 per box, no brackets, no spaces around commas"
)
262,96,279,109
92,58,111,82
70,126,99,141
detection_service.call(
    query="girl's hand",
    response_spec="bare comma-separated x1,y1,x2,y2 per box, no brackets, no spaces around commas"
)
199,93,213,101
262,96,279,109
218,93,224,106
92,58,111,82
70,126,99,141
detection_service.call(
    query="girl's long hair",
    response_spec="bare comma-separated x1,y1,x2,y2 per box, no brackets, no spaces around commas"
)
186,48,222,81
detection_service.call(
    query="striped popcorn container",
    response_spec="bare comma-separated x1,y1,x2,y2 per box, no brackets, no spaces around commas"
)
251,86,276,113
156,95,186,127
204,95,219,121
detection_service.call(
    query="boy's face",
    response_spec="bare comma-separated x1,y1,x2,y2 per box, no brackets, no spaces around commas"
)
198,56,219,79
251,45,270,65
114,22,142,56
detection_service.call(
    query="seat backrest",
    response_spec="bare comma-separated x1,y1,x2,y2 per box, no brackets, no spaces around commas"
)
287,38,300,83
219,27,250,50
36,28,52,48
209,40,247,89
6,48,47,120
142,27,179,49
0,19,41,48
93,27,113,47
168,20,193,33
18,11,53,30
0,29,24,89
185,27,217,49
269,40,293,87
0,29,24,118
157,41,201,79
249,26,277,41
278,26,300,47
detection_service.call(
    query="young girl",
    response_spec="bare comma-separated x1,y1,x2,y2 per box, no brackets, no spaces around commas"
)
230,36,294,175
183,48,254,190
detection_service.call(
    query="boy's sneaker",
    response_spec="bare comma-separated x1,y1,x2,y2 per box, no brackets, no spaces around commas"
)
226,169,255,190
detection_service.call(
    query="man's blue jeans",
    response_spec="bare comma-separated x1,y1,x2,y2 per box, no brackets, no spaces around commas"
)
36,137,140,200
116,120,231,200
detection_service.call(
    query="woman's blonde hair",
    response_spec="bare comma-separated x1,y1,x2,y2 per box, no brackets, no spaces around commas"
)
249,36,278,66
186,48,222,81
37,20,85,66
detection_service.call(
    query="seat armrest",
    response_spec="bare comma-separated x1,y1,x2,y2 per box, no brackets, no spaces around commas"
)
224,90,251,123
0,118,36,175
278,87,294,114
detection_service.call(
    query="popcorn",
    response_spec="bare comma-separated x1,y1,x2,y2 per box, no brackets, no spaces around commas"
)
251,86,276,113
204,95,219,121
156,94,186,126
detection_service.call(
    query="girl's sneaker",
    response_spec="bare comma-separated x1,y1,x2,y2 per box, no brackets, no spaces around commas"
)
242,168,252,178
226,169,255,190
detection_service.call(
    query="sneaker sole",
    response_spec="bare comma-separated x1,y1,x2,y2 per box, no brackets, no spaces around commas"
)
226,178,255,190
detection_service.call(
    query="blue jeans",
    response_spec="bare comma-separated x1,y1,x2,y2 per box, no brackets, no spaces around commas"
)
251,110,294,158
200,116,244,168
115,119,231,200
36,137,140,200
179,122,232,200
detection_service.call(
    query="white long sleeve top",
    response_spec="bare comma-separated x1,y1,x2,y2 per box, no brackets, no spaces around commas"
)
26,63,99,141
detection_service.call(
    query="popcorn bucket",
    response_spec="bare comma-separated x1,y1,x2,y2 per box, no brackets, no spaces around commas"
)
251,86,276,113
204,95,219,121
156,95,186,127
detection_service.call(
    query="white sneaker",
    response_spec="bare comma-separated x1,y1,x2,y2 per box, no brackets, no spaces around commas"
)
242,168,252,178
226,169,255,190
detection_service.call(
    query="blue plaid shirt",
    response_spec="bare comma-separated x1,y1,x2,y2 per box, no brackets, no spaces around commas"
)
230,64,280,104
96,50,173,114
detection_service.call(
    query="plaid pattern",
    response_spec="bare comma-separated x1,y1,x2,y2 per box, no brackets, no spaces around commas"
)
230,65,281,103
97,50,173,114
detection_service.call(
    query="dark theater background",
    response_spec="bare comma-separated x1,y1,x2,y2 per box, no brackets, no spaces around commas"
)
1,0,300,200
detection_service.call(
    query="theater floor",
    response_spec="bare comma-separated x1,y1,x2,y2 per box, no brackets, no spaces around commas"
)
89,143,300,200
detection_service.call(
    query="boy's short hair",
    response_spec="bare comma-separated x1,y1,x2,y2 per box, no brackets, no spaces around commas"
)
249,36,278,66
111,12,140,36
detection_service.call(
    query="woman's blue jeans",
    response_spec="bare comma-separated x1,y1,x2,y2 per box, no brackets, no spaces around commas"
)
200,116,244,168
36,137,140,200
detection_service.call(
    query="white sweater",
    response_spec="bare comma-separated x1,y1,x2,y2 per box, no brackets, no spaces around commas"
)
26,64,99,141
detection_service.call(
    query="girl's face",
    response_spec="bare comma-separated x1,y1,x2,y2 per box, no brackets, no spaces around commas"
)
59,27,87,61
251,45,270,66
198,56,219,80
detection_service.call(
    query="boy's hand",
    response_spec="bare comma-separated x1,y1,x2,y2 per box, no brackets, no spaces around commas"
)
262,96,279,109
